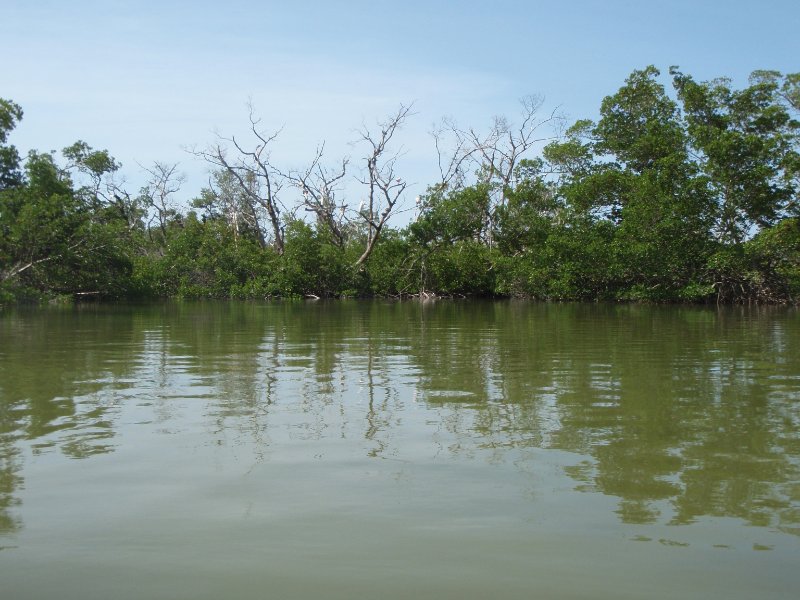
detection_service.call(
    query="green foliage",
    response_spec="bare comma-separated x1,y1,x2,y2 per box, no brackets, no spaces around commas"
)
0,151,136,300
744,217,800,300
139,214,278,298
544,66,719,301
0,98,23,190
402,184,499,297
62,141,121,181
417,239,495,296
493,162,556,256
494,215,615,300
596,66,687,173
277,220,350,297
699,225,800,304
672,67,800,243
411,184,491,246
704,245,765,303
362,229,414,296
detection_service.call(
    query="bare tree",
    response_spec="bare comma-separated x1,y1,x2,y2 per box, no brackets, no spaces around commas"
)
281,144,350,247
193,169,264,242
433,95,563,203
354,103,413,268
193,104,285,253
139,162,185,239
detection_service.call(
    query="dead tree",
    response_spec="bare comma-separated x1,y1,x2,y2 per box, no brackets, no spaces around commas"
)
194,104,285,253
194,169,264,243
139,162,185,239
433,95,562,202
281,144,349,247
354,103,413,268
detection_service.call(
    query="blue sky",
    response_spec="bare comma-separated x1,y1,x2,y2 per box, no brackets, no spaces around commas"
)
2,0,799,212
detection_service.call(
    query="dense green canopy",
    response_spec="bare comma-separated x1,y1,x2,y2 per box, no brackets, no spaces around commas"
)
2,66,799,304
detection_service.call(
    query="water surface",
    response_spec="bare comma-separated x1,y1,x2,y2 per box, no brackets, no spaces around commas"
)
1,301,798,599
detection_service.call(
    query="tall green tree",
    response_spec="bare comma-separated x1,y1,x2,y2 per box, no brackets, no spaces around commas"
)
672,68,800,243
545,67,714,300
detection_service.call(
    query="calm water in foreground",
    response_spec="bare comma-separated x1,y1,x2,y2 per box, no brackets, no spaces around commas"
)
0,300,798,599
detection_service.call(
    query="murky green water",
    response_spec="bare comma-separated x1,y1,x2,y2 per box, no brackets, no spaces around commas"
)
1,301,798,599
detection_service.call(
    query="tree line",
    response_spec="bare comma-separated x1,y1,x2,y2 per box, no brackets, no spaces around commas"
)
1,66,798,305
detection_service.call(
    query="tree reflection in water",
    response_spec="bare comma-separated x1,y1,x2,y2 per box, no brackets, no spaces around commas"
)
0,301,798,538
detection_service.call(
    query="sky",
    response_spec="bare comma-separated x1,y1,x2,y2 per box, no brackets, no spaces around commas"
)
2,0,799,217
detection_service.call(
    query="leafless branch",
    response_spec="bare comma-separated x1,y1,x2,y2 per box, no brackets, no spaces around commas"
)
279,143,350,247
1,240,93,283
192,104,286,253
139,162,185,238
354,103,414,267
433,95,564,201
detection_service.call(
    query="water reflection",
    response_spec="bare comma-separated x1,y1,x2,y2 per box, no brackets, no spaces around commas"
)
0,301,798,538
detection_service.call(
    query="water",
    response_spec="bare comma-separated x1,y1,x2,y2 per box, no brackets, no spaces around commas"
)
1,301,798,599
